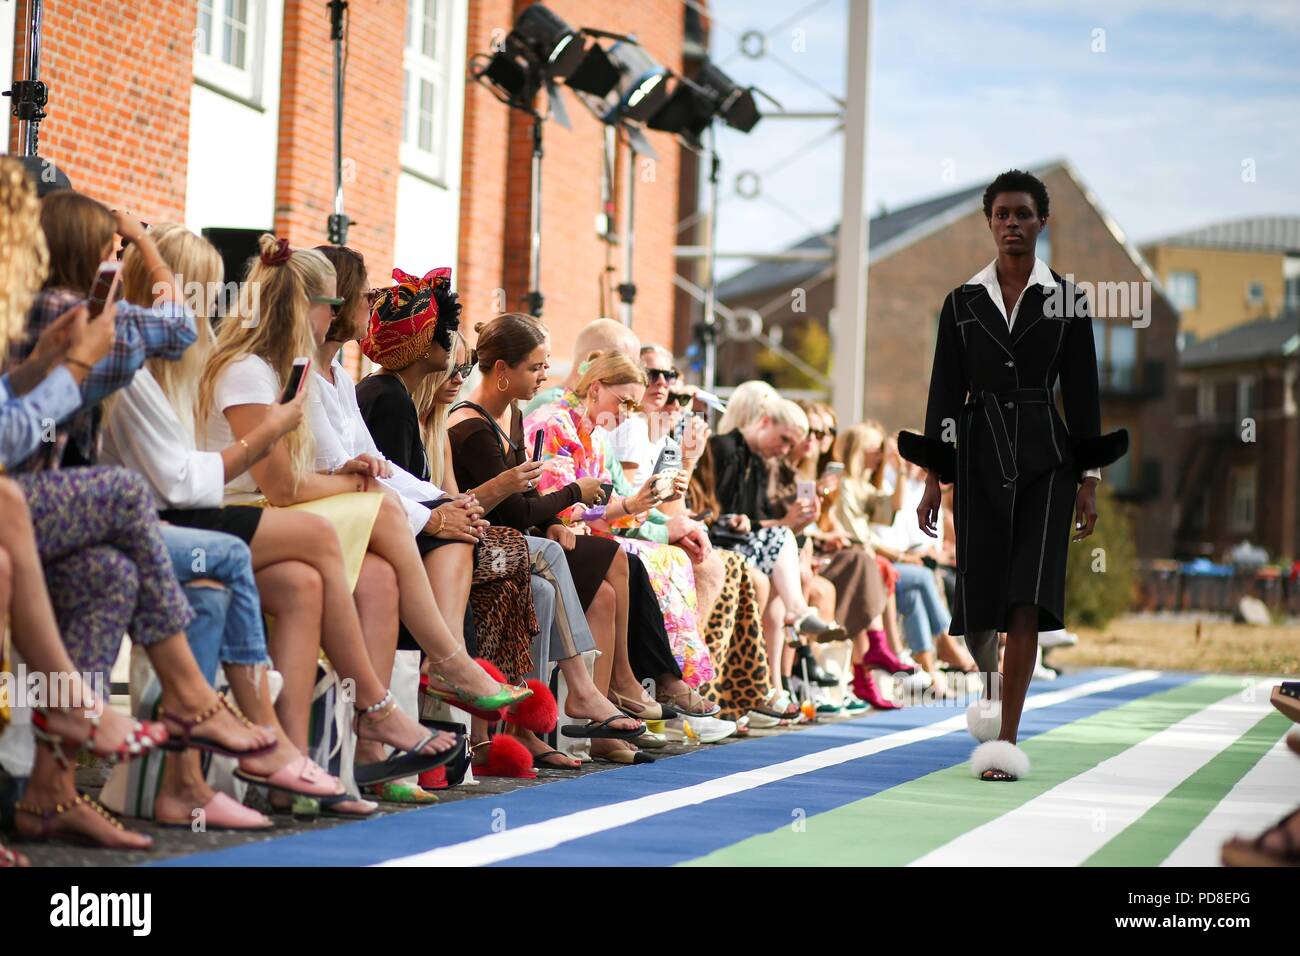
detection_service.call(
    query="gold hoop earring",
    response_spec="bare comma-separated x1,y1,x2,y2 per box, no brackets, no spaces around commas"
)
496,376,509,393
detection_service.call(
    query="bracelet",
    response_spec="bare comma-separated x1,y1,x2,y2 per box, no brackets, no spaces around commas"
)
428,509,446,536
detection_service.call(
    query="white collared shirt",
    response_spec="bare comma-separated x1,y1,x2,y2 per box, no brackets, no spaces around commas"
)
967,256,1100,482
967,256,1058,332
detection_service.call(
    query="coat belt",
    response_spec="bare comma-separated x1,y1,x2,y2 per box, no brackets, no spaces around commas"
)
963,387,1052,486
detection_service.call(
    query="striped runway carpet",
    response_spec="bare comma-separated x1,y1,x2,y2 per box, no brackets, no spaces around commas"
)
159,668,1296,867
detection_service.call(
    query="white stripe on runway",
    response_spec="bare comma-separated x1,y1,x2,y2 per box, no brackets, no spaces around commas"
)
1161,731,1297,866
379,670,1161,867
912,678,1275,867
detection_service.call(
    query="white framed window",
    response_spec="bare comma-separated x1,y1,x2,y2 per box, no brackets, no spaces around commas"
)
1196,380,1215,421
194,0,264,105
1167,270,1198,311
1237,375,1257,420
1246,281,1266,308
1228,465,1256,533
402,0,452,183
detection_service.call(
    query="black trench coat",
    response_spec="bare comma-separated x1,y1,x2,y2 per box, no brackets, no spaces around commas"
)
898,271,1128,635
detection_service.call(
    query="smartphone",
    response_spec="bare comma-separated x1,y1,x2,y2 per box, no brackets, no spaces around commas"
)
280,357,311,403
796,479,817,502
86,261,122,319
652,441,682,476
532,429,544,462
600,482,614,502
821,462,845,479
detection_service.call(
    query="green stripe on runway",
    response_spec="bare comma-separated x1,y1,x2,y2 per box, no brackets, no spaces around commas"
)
1083,710,1292,867
682,676,1240,867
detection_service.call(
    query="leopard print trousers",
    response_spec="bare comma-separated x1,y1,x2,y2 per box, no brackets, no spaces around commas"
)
697,549,771,720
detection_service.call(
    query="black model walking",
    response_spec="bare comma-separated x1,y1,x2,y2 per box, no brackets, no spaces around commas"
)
899,169,1127,781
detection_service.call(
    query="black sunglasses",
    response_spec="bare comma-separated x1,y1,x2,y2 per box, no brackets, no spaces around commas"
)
644,367,679,384
667,392,693,408
450,360,475,379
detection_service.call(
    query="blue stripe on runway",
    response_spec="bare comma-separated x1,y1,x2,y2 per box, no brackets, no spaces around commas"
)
494,671,1195,866
156,669,1171,867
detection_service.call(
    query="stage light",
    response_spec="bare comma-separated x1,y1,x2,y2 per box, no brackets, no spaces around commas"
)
589,42,672,126
648,58,763,143
513,4,587,81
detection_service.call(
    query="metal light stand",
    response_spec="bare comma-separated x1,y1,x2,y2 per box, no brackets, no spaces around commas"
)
526,111,544,315
326,0,350,245
4,0,47,156
700,123,721,390
617,130,637,326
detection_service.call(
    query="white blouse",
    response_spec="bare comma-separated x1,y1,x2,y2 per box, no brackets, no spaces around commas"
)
308,357,445,536
101,367,226,509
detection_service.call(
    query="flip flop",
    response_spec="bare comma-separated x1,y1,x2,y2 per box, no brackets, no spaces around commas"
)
560,714,646,740
354,732,463,788
158,695,277,760
532,749,581,769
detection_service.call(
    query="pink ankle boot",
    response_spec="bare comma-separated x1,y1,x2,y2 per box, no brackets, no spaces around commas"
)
852,663,901,710
862,629,915,674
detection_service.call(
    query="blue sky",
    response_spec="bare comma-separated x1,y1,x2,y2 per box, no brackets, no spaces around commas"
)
706,0,1300,277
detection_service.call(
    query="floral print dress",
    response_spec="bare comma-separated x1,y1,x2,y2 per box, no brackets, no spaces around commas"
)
524,393,714,686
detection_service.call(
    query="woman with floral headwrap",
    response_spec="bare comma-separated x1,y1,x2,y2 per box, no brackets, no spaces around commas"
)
198,235,531,797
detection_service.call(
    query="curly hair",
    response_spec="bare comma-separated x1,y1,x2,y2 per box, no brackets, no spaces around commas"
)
0,157,49,363
982,168,1049,220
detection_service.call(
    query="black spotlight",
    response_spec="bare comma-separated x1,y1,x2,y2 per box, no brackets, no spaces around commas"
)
513,3,587,81
647,58,763,144
594,42,672,126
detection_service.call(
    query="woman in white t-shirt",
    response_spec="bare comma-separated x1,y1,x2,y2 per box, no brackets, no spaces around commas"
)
196,235,529,789
104,224,354,811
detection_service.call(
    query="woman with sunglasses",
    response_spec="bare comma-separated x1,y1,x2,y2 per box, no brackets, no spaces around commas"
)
525,350,720,708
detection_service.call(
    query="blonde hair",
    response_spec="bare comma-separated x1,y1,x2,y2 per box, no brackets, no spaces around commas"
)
574,349,646,398
0,157,49,364
835,422,885,481
764,397,809,434
122,223,223,435
413,328,467,487
198,234,333,483
716,380,777,434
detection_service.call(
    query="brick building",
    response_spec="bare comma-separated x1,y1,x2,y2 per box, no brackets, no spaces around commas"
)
3,0,693,368
716,160,1180,559
1175,312,1300,562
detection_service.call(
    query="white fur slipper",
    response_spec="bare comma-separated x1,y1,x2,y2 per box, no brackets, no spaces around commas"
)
966,699,1002,742
970,740,1030,781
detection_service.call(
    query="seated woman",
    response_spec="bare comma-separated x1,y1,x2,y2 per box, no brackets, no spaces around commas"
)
406,328,661,768
707,393,846,696
449,315,704,763
769,400,899,710
101,223,351,813
196,236,522,793
834,422,963,698
317,253,593,775
523,350,730,713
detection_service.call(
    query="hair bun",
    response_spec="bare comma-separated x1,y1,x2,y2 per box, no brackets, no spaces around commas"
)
473,321,487,334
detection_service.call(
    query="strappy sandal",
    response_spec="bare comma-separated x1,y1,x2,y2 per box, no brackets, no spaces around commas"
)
158,694,277,759
532,749,581,770
353,689,462,788
15,793,151,850
655,688,721,718
31,707,167,767
1222,808,1300,867
560,713,646,739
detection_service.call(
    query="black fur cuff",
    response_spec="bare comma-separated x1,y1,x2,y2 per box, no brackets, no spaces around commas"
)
898,431,956,485
1072,429,1129,472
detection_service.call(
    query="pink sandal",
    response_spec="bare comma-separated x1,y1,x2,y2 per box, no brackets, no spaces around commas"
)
235,753,344,799
157,792,272,831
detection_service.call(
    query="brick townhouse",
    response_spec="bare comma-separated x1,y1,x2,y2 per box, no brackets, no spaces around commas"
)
4,0,694,366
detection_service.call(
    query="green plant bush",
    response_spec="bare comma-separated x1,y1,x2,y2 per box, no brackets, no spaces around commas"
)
1064,481,1138,629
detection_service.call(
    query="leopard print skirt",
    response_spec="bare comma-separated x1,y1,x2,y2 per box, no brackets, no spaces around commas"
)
697,549,771,720
468,526,539,683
